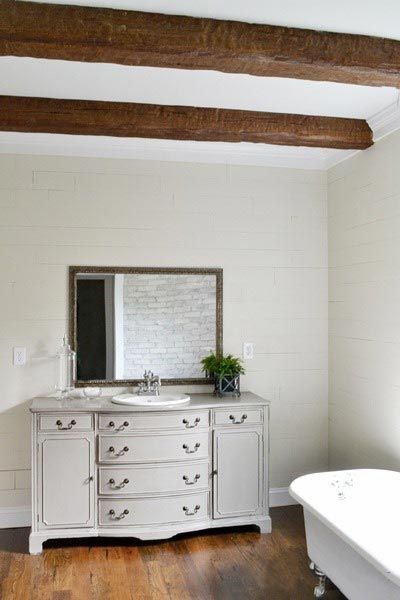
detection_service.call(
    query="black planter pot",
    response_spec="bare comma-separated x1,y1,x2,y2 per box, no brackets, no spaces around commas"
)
213,374,241,397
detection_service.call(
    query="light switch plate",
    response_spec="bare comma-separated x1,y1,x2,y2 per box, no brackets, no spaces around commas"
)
13,347,26,366
243,342,254,360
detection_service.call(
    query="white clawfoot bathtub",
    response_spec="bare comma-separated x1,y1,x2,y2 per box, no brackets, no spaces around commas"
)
290,469,400,599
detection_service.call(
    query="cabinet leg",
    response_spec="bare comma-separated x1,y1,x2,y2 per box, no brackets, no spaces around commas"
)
29,534,43,555
257,517,272,534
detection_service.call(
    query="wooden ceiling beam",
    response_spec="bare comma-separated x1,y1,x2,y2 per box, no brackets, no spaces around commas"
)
0,1,399,88
0,96,373,150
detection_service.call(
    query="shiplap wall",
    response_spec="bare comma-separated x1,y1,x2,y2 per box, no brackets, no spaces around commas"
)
0,153,328,513
329,129,400,470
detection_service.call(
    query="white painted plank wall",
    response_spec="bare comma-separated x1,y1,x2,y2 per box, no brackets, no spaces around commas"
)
329,129,400,470
0,154,328,512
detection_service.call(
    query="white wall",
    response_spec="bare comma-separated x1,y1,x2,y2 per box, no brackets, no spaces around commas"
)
0,153,328,513
329,129,400,470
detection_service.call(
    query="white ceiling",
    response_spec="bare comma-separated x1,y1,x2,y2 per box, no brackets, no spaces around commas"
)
4,1,400,169
2,58,397,118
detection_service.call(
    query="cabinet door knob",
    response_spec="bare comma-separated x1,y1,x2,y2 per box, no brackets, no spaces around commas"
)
123,421,129,427
108,421,115,428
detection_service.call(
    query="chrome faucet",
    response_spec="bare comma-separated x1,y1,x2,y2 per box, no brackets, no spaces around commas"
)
137,370,161,395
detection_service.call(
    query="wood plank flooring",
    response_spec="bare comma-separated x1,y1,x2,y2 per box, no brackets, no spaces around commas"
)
0,506,346,600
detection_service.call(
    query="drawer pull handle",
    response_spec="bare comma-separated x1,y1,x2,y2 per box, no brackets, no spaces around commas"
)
183,504,200,516
56,419,76,430
182,417,200,429
183,474,200,485
182,443,200,454
109,421,129,431
109,508,129,520
108,478,130,489
108,446,129,456
229,414,248,424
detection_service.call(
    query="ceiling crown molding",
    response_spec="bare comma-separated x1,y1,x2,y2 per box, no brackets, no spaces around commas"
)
368,99,400,141
0,132,333,170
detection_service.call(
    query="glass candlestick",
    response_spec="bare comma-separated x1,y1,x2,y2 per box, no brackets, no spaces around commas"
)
56,335,76,398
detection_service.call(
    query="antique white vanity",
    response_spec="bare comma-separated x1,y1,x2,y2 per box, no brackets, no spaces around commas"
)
29,265,271,554
29,392,270,554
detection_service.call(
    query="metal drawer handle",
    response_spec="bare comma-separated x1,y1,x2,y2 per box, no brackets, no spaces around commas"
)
108,421,129,431
56,419,76,430
229,414,247,424
182,417,200,429
108,446,129,456
108,478,130,489
183,504,200,516
182,443,200,454
109,508,129,520
183,474,200,485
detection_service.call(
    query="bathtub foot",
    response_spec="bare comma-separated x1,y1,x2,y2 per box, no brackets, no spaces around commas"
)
312,564,326,598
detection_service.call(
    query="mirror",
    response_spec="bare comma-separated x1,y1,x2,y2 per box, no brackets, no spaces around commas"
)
69,266,223,386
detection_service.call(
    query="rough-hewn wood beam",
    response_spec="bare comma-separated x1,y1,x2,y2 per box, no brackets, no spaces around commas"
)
0,1,399,88
0,96,373,150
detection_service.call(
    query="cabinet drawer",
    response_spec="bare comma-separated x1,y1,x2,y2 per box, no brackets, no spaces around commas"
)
98,411,209,432
39,414,93,432
98,492,208,527
98,432,209,463
214,408,263,427
98,461,209,496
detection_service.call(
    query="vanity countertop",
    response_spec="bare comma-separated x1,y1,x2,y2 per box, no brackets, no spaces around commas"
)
30,391,269,413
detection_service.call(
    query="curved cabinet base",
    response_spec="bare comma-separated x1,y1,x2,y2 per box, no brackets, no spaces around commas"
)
29,516,272,554
30,393,270,555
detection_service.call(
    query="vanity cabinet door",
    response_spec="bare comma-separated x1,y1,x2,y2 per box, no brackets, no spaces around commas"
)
213,428,263,519
38,433,95,529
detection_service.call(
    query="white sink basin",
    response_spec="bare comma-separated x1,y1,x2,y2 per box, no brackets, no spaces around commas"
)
111,393,190,407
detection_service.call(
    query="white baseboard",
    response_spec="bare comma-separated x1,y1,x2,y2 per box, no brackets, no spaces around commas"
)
0,492,295,529
0,506,31,528
269,487,298,508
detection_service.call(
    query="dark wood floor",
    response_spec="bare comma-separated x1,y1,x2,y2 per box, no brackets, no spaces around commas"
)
0,506,345,600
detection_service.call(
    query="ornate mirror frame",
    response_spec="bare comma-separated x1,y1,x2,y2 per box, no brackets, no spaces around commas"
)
69,266,223,387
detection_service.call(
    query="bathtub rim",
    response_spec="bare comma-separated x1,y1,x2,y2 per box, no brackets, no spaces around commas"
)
289,468,400,588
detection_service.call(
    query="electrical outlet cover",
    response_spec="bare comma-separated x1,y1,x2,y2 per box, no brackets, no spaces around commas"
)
243,342,254,360
13,347,26,366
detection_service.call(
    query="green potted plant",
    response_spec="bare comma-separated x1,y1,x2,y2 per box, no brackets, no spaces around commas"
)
201,352,245,397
